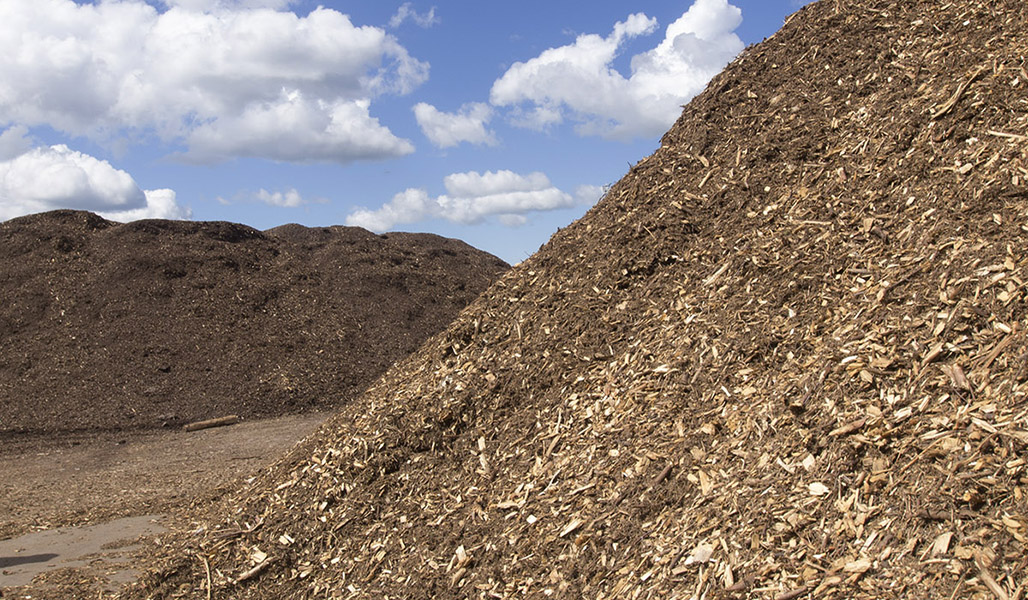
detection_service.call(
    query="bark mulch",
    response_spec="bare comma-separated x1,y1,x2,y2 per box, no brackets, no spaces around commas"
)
0,213,508,442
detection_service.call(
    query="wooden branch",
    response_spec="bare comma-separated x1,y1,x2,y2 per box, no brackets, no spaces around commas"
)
183,415,240,432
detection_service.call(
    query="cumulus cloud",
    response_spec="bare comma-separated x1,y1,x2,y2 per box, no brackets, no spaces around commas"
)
573,184,607,205
489,0,743,139
183,94,414,163
101,189,190,221
0,125,32,161
255,188,305,207
389,3,440,28
0,143,188,221
217,187,326,208
413,102,496,148
0,0,426,164
346,170,579,231
160,0,297,9
347,188,435,232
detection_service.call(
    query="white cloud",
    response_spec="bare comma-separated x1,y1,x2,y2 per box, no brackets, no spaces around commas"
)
100,189,190,221
347,188,435,232
255,188,305,207
0,0,426,164
413,102,496,148
346,170,578,231
0,143,188,221
436,171,573,224
217,187,324,207
183,94,414,163
498,214,527,227
389,3,440,29
0,125,32,161
573,184,607,205
489,0,743,139
506,105,564,132
443,170,550,198
161,0,297,9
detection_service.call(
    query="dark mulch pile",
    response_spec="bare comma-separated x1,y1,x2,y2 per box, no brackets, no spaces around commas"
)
0,211,507,441
112,0,1027,598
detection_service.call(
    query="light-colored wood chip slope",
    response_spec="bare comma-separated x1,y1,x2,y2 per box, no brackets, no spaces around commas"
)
126,1,1028,598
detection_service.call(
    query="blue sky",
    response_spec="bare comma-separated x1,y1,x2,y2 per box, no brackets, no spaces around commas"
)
0,0,810,264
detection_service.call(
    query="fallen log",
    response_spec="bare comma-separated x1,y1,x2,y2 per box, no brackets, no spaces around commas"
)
183,415,240,432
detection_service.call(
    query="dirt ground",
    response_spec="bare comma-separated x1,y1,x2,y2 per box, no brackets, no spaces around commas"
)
0,412,329,596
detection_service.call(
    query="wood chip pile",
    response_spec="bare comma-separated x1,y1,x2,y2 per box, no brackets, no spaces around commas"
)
0,214,507,438
126,0,1027,598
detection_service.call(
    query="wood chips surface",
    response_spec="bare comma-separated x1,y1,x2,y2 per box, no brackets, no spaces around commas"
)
122,0,1027,598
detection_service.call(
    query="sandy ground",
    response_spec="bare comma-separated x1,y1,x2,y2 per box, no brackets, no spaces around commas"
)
0,412,329,596
0,515,166,589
